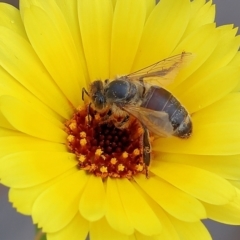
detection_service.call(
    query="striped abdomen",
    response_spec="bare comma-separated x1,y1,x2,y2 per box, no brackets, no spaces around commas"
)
141,86,192,138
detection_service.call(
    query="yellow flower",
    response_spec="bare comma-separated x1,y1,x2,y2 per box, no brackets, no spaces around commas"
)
0,0,240,239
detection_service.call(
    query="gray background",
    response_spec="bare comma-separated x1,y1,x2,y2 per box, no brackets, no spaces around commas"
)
0,0,240,239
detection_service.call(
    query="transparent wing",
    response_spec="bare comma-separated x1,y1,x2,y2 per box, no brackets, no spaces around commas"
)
123,105,174,137
126,52,193,86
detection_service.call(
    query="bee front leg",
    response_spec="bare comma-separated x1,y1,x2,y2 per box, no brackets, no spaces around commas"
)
97,109,112,126
114,115,130,129
142,124,151,178
86,103,92,126
102,109,112,121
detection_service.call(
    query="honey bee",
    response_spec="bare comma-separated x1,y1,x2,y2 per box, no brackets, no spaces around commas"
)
82,52,193,173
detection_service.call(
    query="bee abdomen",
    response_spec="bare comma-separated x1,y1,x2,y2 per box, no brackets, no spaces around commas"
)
141,86,192,138
141,86,171,111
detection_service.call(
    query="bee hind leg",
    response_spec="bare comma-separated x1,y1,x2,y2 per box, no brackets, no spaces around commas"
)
142,124,151,178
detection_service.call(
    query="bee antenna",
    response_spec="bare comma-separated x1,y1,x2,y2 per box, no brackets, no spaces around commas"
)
82,88,90,101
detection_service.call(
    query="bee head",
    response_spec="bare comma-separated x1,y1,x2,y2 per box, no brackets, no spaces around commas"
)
93,92,106,110
91,80,107,110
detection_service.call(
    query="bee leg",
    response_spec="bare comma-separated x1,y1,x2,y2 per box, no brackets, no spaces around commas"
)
86,103,92,126
98,109,113,127
115,115,130,129
82,88,92,126
142,124,151,178
122,115,130,125
101,109,112,122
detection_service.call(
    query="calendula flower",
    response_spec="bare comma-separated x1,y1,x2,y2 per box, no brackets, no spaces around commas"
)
0,0,240,239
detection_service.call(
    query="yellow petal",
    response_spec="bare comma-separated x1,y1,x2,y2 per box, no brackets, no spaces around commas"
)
129,235,136,240
169,23,219,89
32,170,89,232
144,0,155,19
140,196,180,240
0,127,24,137
110,0,145,78
0,27,73,119
105,178,134,235
23,4,85,107
54,0,89,82
230,52,240,90
169,216,212,240
234,81,240,92
0,135,66,158
217,24,237,36
174,27,240,110
135,174,206,222
132,231,159,240
112,0,116,9
132,0,190,71
22,0,86,69
176,66,240,113
0,109,14,130
230,180,240,190
47,213,89,240
0,151,76,188
158,153,240,181
0,66,64,125
216,25,240,63
153,122,240,155
0,3,27,39
150,161,236,205
131,182,182,240
79,175,106,222
90,217,128,240
129,235,137,240
78,0,113,81
183,0,215,38
19,0,30,14
0,96,66,142
203,188,240,225
229,51,240,67
9,168,77,215
189,0,207,16
153,93,240,155
116,178,162,236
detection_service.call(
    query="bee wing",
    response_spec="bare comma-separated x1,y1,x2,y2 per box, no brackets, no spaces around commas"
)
123,105,174,137
126,52,193,86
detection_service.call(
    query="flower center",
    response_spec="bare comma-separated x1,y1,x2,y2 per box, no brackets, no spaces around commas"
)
65,105,146,179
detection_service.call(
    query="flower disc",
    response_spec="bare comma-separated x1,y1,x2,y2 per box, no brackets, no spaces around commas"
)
0,0,240,240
